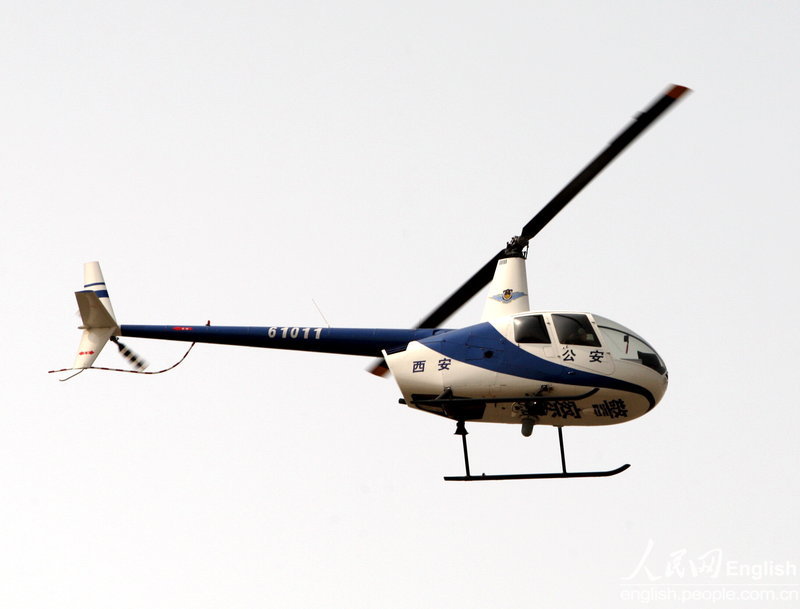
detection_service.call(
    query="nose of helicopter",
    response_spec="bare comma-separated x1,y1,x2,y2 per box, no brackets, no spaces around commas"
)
592,315,668,407
613,349,668,411
646,360,669,405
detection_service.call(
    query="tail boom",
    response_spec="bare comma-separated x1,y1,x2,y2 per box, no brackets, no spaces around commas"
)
120,325,439,358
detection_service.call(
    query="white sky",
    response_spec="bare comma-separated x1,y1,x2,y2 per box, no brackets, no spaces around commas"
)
2,1,799,607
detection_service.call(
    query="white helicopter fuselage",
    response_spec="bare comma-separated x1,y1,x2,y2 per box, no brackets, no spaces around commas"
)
383,248,667,428
385,311,668,427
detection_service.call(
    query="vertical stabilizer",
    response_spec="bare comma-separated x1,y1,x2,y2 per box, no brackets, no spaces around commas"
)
83,261,117,321
72,262,120,369
480,255,530,321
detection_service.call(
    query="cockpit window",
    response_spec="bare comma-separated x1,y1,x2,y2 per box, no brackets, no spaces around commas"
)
552,314,602,347
514,315,551,344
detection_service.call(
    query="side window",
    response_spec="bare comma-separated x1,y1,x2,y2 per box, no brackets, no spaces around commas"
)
552,314,601,347
514,315,551,344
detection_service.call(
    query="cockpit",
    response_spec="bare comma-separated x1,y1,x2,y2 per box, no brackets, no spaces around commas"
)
512,312,667,376
514,313,601,346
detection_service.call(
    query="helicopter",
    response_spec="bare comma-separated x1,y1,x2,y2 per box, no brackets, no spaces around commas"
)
59,84,689,481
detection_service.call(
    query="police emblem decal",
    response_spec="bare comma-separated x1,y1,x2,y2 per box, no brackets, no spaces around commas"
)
490,289,526,303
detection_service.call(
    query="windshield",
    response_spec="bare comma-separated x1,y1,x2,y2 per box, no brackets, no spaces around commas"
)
593,315,666,375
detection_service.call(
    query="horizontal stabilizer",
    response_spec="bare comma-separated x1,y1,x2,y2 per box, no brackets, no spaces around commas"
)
76,290,118,331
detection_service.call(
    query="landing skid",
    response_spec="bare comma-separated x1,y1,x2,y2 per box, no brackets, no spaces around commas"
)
444,424,630,482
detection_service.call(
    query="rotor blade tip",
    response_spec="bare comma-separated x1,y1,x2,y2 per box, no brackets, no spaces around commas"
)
368,363,390,377
667,84,691,99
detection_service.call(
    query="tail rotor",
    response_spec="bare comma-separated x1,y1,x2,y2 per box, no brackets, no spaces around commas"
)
52,261,199,379
110,336,149,371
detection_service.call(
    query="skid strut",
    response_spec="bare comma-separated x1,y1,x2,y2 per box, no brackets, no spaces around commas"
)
455,420,470,477
444,423,630,481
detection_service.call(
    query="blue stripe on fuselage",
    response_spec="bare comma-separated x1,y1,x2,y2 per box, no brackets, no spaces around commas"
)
418,322,655,408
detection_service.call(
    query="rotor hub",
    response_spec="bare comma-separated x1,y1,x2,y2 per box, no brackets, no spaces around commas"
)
503,236,528,259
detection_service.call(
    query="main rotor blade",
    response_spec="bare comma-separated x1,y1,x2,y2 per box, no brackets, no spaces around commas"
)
368,84,689,376
367,250,504,375
416,84,690,330
415,248,505,329
518,84,690,245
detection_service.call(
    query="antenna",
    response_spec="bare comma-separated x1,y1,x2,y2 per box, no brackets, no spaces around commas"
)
311,299,331,328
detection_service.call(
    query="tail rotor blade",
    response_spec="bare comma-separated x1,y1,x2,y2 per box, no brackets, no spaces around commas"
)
110,336,149,371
